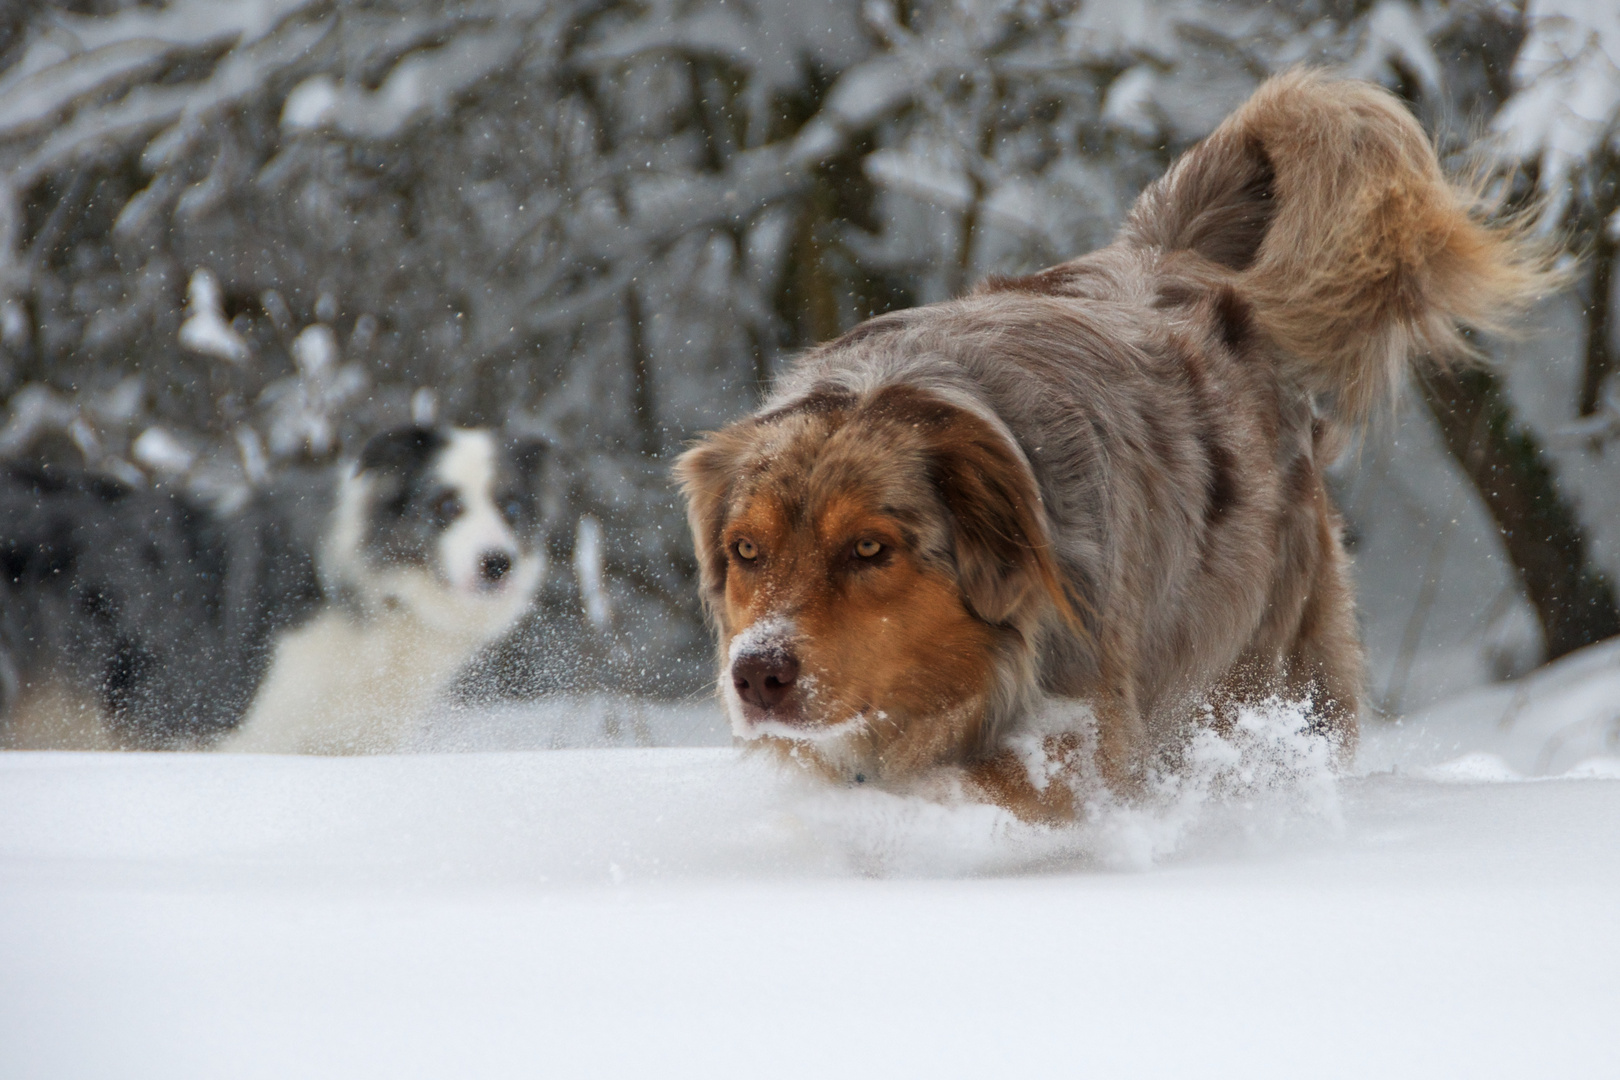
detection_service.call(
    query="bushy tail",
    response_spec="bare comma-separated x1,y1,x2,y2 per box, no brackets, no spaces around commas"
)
1123,68,1559,420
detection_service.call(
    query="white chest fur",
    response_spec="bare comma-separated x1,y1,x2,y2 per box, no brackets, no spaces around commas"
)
218,605,491,754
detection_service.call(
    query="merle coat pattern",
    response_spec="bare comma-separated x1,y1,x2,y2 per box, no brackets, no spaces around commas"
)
677,71,1555,816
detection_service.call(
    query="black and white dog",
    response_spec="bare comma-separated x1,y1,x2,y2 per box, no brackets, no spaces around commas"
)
0,426,548,753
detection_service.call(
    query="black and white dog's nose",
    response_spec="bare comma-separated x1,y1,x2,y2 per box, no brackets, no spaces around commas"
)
479,550,513,583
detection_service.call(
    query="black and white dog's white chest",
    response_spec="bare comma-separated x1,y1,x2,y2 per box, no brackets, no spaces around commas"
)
0,426,548,753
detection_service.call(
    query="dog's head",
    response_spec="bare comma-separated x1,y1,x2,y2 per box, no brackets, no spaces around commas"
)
676,383,1071,778
328,426,548,635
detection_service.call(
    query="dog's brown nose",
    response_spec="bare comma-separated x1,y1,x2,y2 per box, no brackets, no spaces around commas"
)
732,651,799,711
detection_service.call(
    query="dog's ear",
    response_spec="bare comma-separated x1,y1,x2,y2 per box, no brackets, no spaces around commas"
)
355,426,445,510
358,426,443,475
499,433,555,526
673,430,747,611
506,435,550,501
872,386,1077,630
931,421,1072,629
508,436,548,479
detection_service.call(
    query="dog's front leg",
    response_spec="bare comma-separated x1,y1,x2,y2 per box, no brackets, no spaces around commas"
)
1089,630,1149,796
1092,690,1147,796
963,732,1087,823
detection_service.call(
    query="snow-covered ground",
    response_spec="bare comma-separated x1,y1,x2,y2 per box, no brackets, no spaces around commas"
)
4,643,1619,1079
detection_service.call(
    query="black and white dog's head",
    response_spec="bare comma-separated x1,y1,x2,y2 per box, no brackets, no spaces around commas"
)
325,427,548,636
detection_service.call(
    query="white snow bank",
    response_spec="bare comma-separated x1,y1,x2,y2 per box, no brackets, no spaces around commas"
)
1360,635,1620,777
3,746,1616,1078
4,654,1620,1077
417,693,730,751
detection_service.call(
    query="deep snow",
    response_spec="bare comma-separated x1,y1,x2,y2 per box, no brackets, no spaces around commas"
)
3,644,1620,1078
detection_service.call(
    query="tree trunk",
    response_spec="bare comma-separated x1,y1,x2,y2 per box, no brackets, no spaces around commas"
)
1419,366,1620,661
625,285,659,458
1578,199,1616,417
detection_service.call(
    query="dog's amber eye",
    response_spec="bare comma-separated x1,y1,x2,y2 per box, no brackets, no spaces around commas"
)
854,538,883,559
734,538,758,561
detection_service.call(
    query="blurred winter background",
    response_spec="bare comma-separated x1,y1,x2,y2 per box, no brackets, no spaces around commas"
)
1,0,1618,725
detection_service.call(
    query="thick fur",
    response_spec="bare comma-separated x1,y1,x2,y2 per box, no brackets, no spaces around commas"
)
1,427,548,753
676,71,1556,817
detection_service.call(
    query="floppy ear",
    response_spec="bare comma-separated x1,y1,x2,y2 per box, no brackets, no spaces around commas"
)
358,426,443,475
673,430,747,612
508,436,548,479
354,425,444,511
872,386,1077,630
507,434,550,499
498,434,555,528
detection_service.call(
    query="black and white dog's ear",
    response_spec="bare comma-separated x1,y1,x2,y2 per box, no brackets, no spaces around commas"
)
507,436,549,483
354,426,445,513
504,434,558,523
358,426,444,476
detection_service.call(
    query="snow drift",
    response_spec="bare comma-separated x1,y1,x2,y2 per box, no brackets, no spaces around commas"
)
4,643,1620,1078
